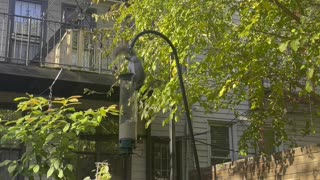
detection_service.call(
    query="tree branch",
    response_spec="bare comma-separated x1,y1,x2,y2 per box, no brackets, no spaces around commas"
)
294,82,320,103
270,0,301,23
253,28,290,40
294,0,304,16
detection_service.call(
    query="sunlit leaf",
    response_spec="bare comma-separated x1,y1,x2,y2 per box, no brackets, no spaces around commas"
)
47,166,54,178
33,165,40,173
307,68,314,79
290,39,300,52
306,80,313,93
278,41,289,52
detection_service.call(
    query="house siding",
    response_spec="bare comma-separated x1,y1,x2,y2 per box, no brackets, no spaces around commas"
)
192,100,250,167
0,0,8,14
146,100,251,179
284,108,320,149
131,142,146,180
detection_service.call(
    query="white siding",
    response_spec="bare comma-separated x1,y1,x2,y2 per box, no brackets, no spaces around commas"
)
0,0,8,14
131,142,146,180
192,100,250,166
284,107,320,149
151,113,185,137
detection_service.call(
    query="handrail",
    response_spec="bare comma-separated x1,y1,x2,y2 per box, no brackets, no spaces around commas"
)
55,30,68,49
0,12,92,29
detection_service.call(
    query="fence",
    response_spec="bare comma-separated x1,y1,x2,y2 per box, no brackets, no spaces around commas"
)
213,144,320,179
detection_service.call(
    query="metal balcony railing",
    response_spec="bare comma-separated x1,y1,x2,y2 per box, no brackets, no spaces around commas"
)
0,12,114,74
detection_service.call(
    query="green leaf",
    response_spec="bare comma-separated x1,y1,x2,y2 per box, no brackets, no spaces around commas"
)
278,41,289,52
47,166,54,178
66,164,73,172
307,68,314,79
63,123,70,132
13,97,29,102
33,164,40,173
219,86,227,97
45,133,55,144
97,115,102,123
58,169,64,178
0,160,11,167
8,164,17,174
290,39,300,52
250,101,258,110
145,120,152,128
306,80,313,93
53,160,60,169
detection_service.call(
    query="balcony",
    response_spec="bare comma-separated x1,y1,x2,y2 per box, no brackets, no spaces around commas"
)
0,12,114,74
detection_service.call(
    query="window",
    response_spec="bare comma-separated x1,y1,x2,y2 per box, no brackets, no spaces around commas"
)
61,4,97,69
70,29,97,69
153,141,170,180
62,3,96,28
210,124,234,165
15,1,42,18
151,138,183,180
75,115,126,179
11,0,43,63
75,138,125,179
14,0,42,33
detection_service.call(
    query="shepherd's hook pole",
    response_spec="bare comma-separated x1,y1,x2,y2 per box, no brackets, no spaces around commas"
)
130,30,202,180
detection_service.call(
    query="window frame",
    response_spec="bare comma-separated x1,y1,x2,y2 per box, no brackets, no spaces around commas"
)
8,0,47,63
208,121,237,165
61,3,97,28
149,136,183,180
151,137,170,180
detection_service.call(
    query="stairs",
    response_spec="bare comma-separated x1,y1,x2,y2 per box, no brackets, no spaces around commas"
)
32,0,93,63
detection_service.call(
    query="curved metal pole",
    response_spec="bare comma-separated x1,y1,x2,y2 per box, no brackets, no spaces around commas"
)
130,30,202,180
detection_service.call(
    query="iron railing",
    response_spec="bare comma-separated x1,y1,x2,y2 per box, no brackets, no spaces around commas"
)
0,12,114,74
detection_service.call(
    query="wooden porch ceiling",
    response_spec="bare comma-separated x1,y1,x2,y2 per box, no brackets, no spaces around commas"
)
0,63,119,102
0,63,116,86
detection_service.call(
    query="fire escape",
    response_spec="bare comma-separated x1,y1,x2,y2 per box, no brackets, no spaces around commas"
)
0,0,112,73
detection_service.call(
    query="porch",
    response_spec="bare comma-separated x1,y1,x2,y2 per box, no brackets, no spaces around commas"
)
0,12,114,74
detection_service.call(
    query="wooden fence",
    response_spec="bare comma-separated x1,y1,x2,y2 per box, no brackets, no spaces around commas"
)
212,144,320,180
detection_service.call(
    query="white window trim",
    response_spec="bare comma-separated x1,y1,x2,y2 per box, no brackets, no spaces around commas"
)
207,120,238,165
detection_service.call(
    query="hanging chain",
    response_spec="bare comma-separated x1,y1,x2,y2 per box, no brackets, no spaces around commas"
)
48,68,63,109
309,94,314,129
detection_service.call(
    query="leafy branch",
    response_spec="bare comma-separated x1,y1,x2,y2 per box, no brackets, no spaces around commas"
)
269,0,301,23
0,95,118,179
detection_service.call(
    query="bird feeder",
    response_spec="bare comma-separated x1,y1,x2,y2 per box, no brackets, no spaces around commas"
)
119,73,137,154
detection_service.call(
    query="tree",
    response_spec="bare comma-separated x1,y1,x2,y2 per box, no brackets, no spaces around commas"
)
0,95,118,179
95,0,320,154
